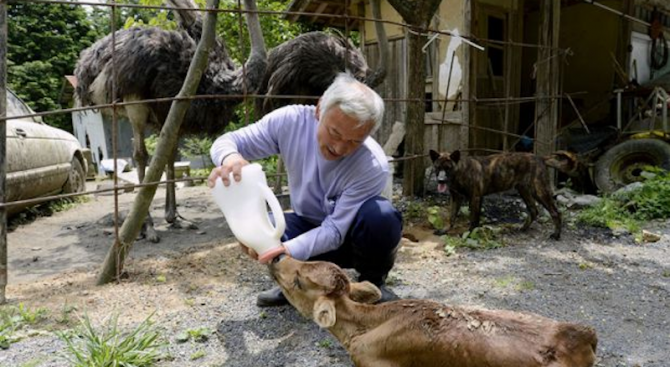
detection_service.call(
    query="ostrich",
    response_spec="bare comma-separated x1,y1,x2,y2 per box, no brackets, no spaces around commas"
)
256,0,388,116
75,0,267,242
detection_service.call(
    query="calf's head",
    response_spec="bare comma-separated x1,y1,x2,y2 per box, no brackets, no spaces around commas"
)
269,257,381,327
429,149,461,193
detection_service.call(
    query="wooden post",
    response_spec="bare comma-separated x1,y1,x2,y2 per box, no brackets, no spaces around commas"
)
461,0,472,151
97,0,222,284
0,0,7,303
534,0,560,161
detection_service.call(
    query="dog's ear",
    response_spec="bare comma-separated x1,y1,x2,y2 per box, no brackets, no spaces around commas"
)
429,149,441,162
451,150,461,164
349,281,382,304
313,296,337,328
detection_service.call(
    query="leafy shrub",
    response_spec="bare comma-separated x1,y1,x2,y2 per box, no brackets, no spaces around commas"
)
577,169,670,233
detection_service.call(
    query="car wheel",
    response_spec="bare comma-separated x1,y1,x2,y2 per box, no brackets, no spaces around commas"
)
594,139,670,193
63,157,86,194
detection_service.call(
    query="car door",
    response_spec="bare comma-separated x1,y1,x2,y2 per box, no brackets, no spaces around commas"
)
5,92,70,202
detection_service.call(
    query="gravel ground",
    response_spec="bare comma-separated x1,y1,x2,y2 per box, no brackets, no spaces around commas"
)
1,182,669,367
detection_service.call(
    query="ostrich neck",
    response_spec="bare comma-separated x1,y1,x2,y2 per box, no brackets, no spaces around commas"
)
243,0,266,60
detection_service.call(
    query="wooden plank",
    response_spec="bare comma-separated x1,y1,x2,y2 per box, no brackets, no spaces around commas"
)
534,0,560,158
462,0,472,151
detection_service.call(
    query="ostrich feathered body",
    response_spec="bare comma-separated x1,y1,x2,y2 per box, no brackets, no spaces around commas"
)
257,31,369,116
75,21,266,136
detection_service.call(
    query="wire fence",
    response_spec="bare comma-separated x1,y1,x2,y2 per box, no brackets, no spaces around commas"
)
0,0,575,294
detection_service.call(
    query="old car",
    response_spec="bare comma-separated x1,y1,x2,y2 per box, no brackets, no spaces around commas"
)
5,89,88,214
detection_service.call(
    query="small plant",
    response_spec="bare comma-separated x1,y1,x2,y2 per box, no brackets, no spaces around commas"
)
403,201,425,224
190,349,206,360
317,339,333,349
426,206,444,230
155,274,167,283
259,311,268,319
579,262,593,270
176,327,212,343
0,303,48,349
663,270,670,278
577,168,670,234
57,313,163,367
516,281,535,291
493,275,516,288
441,226,504,256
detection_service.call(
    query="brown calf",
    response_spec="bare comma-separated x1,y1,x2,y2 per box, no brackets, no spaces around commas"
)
270,256,598,367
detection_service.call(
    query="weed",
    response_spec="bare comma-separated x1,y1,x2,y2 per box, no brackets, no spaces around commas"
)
403,201,425,224
0,303,48,349
516,281,535,291
155,275,167,283
579,263,593,270
663,270,670,278
442,226,504,256
176,327,212,343
190,349,206,360
317,339,333,349
493,275,516,288
57,313,163,367
577,169,670,234
259,311,268,319
426,206,444,230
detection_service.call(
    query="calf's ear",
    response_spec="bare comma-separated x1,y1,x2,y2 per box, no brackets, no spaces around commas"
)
429,149,440,162
349,281,382,304
313,296,337,328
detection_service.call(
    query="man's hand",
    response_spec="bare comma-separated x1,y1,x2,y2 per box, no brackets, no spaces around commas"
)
207,153,249,188
239,243,287,264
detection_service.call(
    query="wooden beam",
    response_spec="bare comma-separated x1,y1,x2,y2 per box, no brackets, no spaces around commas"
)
289,0,312,23
310,2,328,23
534,0,560,158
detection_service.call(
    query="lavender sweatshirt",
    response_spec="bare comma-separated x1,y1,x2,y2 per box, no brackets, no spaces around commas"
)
210,105,388,260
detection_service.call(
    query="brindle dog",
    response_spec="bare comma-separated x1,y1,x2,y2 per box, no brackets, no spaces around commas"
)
429,149,561,240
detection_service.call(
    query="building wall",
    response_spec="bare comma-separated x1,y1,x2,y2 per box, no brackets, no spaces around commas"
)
359,0,467,154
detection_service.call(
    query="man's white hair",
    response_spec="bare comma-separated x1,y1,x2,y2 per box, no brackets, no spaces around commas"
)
318,73,385,133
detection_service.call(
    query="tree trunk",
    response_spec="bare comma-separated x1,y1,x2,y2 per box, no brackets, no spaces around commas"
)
97,0,221,285
403,30,427,197
387,0,441,197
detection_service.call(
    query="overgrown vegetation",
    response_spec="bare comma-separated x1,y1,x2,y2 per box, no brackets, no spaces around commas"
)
577,168,670,234
0,304,48,349
442,226,505,256
57,313,163,367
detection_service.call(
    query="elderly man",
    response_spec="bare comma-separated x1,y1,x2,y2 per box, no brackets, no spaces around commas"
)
208,73,402,306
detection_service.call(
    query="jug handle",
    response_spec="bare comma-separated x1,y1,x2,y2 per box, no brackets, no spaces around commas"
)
259,184,286,239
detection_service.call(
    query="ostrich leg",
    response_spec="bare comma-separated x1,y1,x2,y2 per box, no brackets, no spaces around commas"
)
127,104,160,243
165,142,197,229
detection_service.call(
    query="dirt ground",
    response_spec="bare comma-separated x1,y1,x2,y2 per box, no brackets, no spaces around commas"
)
1,180,669,367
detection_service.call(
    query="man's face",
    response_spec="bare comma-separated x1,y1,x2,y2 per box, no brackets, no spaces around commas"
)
316,105,372,161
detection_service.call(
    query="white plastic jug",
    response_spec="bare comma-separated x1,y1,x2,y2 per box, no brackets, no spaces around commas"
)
211,163,286,259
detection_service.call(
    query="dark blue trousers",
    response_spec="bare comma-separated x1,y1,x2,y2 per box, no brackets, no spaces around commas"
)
282,196,403,285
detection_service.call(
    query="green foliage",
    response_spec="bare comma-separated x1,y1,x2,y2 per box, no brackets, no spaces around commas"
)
426,206,444,230
316,339,333,349
0,304,48,349
442,226,505,256
57,313,163,367
577,169,670,233
145,134,159,157
8,3,100,132
190,349,206,360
